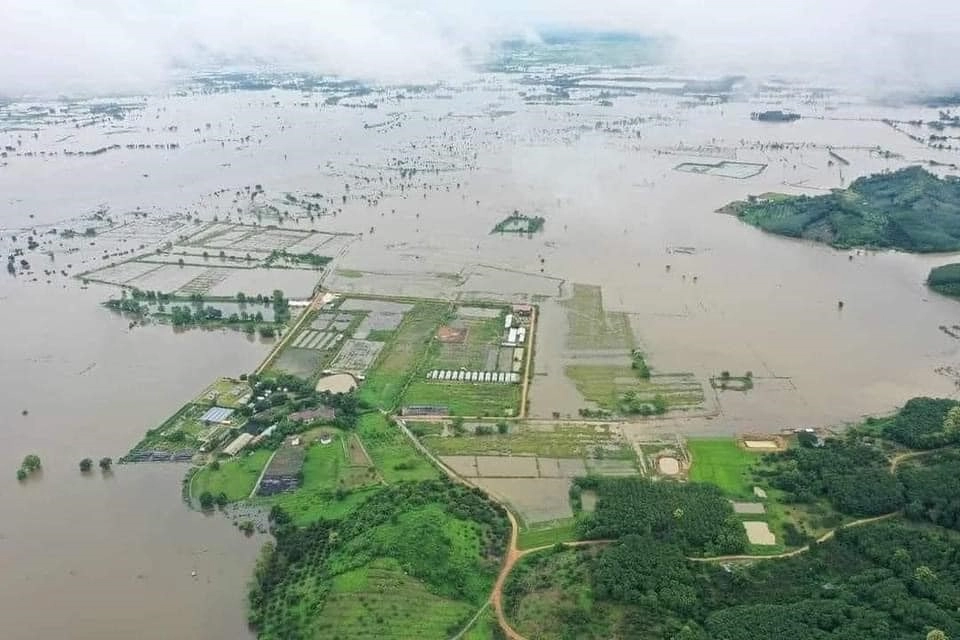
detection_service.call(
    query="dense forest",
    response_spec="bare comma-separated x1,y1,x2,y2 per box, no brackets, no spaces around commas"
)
504,522,960,639
574,476,748,555
928,263,960,298
249,479,509,640
733,167,960,252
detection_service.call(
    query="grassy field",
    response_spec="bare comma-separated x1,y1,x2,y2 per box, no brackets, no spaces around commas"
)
359,302,450,410
562,284,635,351
357,412,439,483
517,518,580,550
422,422,634,459
687,438,762,497
190,449,272,501
461,605,496,640
429,313,505,371
566,365,704,412
403,380,520,417
257,431,380,525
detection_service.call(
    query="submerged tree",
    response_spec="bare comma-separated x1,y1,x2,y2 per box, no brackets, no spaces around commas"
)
79,458,93,473
99,457,112,471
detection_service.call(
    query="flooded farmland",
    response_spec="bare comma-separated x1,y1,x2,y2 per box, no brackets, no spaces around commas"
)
3,56,960,636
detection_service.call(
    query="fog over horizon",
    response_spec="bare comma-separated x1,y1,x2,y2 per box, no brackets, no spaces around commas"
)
2,0,959,99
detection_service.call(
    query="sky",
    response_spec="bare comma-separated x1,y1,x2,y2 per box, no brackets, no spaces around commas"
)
1,0,959,98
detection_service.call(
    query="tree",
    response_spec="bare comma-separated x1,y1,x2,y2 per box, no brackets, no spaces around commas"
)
16,468,27,481
198,491,215,510
497,421,509,435
79,458,93,473
215,492,228,508
927,631,949,640
210,459,220,471
21,454,41,473
99,457,112,471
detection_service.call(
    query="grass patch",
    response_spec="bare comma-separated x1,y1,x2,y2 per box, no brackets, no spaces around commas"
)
191,449,272,502
359,302,451,410
357,412,439,483
566,365,704,413
687,438,762,498
403,381,520,417
517,518,580,550
422,422,634,459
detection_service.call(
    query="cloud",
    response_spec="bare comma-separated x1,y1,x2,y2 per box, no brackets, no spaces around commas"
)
1,0,958,98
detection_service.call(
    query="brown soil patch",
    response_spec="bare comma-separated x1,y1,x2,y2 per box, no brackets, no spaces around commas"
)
437,326,468,343
657,456,681,475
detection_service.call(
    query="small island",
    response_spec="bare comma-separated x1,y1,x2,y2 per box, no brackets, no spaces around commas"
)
724,167,960,252
928,263,960,298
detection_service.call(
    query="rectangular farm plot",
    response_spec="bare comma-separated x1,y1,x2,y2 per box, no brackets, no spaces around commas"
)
423,422,634,459
566,366,705,413
402,381,519,417
475,478,573,524
675,160,766,179
562,284,635,351
539,457,588,478
331,339,384,374
441,455,480,477
272,347,325,379
687,438,763,497
476,455,539,477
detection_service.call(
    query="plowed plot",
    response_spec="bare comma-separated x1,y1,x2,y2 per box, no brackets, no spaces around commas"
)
474,477,573,524
538,457,588,478
476,455,539,477
441,455,480,477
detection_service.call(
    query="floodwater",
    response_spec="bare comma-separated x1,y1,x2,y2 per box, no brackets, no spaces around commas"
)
2,68,960,636
0,280,267,639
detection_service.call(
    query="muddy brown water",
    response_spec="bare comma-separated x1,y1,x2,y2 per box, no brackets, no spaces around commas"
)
0,280,267,639
2,78,960,637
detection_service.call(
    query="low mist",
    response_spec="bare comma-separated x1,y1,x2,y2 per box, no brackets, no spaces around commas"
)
1,0,958,99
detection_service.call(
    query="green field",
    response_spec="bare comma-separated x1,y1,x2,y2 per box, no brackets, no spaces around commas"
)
422,422,634,459
359,302,450,410
461,605,496,640
517,518,580,550
403,380,520,417
687,438,762,497
565,365,704,413
191,449,272,502
562,284,635,351
256,430,380,525
429,313,505,371
357,413,439,483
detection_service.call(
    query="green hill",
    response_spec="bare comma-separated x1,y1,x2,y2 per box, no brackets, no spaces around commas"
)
730,167,960,252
